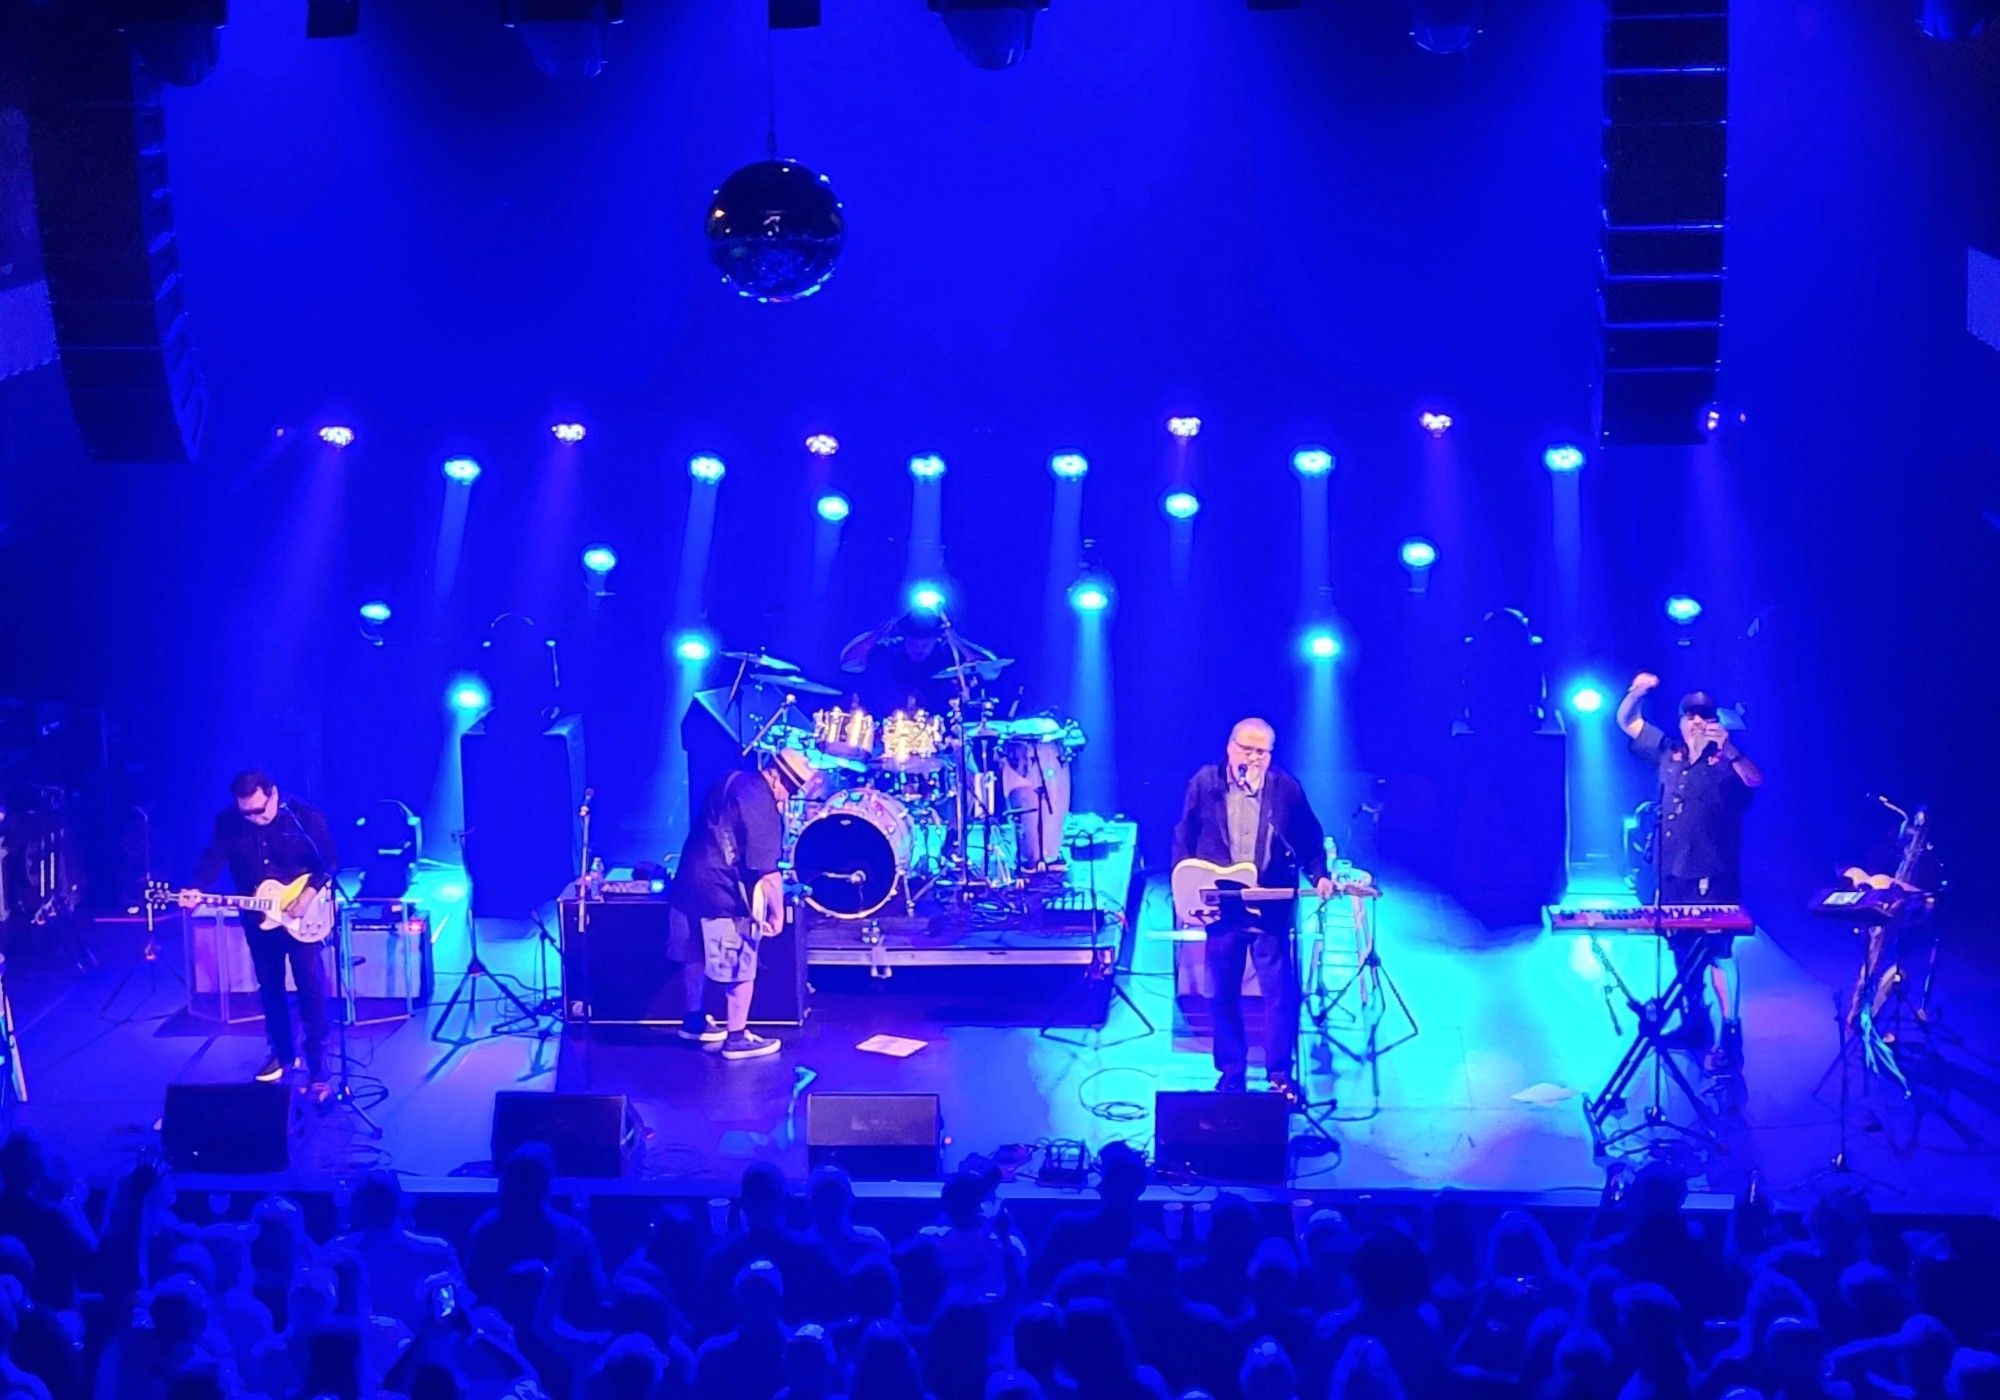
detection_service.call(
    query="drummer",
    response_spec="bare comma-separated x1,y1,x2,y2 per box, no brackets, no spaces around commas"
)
839,607,1004,718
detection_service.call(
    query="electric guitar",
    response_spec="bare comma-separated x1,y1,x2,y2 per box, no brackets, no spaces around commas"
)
146,874,335,944
1171,858,1375,928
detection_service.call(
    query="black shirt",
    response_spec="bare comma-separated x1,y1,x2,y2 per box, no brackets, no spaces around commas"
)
1171,763,1330,890
856,644,957,717
191,798,339,894
670,770,783,920
1632,720,1751,885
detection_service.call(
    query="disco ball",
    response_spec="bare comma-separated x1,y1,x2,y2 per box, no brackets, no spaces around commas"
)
704,159,845,303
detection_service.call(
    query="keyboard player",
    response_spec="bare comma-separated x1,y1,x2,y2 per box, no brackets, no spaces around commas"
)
1617,674,1765,1072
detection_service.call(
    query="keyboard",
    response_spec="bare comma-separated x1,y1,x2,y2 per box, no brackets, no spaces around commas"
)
1549,904,1752,933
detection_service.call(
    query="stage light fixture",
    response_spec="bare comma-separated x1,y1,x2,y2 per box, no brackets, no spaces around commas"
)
318,425,354,448
688,454,726,484
1068,577,1113,614
1916,0,2000,38
1543,444,1585,473
673,633,714,663
815,492,851,522
1410,0,1483,53
1419,411,1453,437
908,453,947,480
552,422,587,443
113,0,226,85
926,0,1050,70
1702,406,1722,434
358,601,392,624
1568,684,1606,715
1665,594,1703,623
499,0,624,80
1162,490,1201,520
1049,452,1089,481
1166,416,1202,439
769,0,821,27
1399,537,1437,570
1292,447,1333,477
909,582,947,613
449,677,491,714
581,545,618,574
1303,629,1342,661
805,433,840,456
442,456,482,484
306,0,360,38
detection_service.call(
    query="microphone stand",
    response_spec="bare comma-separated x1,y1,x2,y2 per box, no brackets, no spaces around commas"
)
282,801,383,1138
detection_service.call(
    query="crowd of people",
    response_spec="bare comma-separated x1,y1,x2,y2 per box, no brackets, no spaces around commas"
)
0,1129,1994,1400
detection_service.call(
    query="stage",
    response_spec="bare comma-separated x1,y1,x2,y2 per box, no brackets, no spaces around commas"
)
10,863,2000,1214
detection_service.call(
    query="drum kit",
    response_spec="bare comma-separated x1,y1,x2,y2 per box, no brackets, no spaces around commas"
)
721,649,1088,923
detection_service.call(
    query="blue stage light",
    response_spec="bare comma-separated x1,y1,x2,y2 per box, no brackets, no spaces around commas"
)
1161,490,1201,520
688,454,726,484
442,456,482,484
318,425,355,448
908,453,947,480
581,546,618,574
551,423,586,443
815,492,851,523
909,582,947,613
1665,594,1703,623
1166,416,1202,439
1049,452,1089,481
673,633,714,663
805,433,839,457
1068,578,1112,614
1303,629,1342,660
1399,537,1437,570
1543,444,1585,473
1568,684,1606,715
1292,447,1334,477
449,677,490,713
358,601,392,624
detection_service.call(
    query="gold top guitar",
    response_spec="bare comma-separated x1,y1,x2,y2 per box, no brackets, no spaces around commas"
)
147,874,334,944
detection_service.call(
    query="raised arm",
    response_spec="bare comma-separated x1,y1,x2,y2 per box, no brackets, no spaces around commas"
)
838,613,904,673
1616,672,1658,740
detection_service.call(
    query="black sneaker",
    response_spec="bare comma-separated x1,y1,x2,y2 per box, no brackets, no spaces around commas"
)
677,1014,727,1045
1215,1070,1247,1093
721,1030,781,1061
252,1057,285,1084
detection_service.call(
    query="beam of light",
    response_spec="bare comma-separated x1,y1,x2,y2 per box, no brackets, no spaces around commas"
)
909,456,945,578
1567,684,1605,714
815,492,850,522
1162,490,1201,520
1665,594,1703,623
674,632,714,663
658,633,715,855
318,425,354,448
909,581,946,613
581,545,618,575
1069,588,1116,814
551,422,587,443
1303,629,1342,661
1068,576,1112,614
688,453,726,484
442,455,482,484
1543,443,1585,473
1048,451,1089,480
358,600,392,623
1297,623,1348,847
1043,467,1086,701
1399,537,1437,570
1166,416,1202,439
806,433,839,456
1418,411,1453,438
449,675,491,715
1563,677,1620,880
1291,447,1334,478
907,453,947,480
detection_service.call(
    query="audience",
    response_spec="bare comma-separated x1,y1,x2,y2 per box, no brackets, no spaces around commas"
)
0,1127,1992,1400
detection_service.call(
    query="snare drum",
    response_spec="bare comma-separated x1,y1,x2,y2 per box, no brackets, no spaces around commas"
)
792,788,915,919
879,710,944,766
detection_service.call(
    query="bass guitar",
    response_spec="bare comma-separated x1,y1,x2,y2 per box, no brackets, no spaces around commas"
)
146,874,334,944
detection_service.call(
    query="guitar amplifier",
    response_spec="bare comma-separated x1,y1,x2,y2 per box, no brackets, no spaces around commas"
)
340,900,435,1004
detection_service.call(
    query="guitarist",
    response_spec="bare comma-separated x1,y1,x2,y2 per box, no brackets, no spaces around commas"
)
1171,718,1334,1097
1617,677,1764,1072
181,770,339,1093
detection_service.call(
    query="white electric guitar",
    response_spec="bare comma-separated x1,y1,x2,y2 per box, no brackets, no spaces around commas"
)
146,874,335,944
1171,857,1379,928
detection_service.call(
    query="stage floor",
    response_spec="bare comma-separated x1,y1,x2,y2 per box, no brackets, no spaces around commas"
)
11,867,2000,1212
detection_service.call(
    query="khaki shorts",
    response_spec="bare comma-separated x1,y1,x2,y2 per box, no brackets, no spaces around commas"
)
668,906,761,985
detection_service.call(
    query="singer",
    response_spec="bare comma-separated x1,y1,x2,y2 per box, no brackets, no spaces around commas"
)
666,749,820,1060
184,770,339,1094
1171,718,1334,1097
1617,674,1764,1070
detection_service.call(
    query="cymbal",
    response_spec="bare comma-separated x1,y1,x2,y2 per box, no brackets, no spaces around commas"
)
761,672,841,696
721,649,802,674
931,656,1015,681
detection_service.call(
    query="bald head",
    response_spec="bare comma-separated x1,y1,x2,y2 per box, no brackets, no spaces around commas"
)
1226,718,1275,789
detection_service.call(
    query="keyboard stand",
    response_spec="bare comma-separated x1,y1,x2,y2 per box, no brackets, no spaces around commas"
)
1585,930,1726,1162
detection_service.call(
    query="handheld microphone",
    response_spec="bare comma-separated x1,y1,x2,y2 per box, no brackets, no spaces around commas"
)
1235,762,1249,783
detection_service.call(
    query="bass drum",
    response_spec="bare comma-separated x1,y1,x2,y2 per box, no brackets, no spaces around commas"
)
793,789,914,920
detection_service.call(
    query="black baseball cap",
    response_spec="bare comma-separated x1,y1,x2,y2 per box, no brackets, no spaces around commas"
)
1678,691,1720,720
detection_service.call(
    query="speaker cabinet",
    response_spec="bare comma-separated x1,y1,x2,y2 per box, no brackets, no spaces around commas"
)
460,718,583,917
559,897,806,1027
1154,1090,1291,1183
490,1091,630,1178
806,1093,941,1180
162,1082,292,1174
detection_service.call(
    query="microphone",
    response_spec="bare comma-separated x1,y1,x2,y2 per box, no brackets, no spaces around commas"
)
1235,763,1249,783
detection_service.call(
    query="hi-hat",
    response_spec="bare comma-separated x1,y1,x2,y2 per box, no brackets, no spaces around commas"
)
722,649,802,674
932,656,1015,681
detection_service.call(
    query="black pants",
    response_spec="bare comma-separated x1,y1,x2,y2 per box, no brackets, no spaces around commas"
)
245,921,329,1077
1659,872,1737,1041
1205,921,1296,1080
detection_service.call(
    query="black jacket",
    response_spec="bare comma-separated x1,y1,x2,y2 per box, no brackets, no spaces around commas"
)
192,797,339,894
1171,763,1330,889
